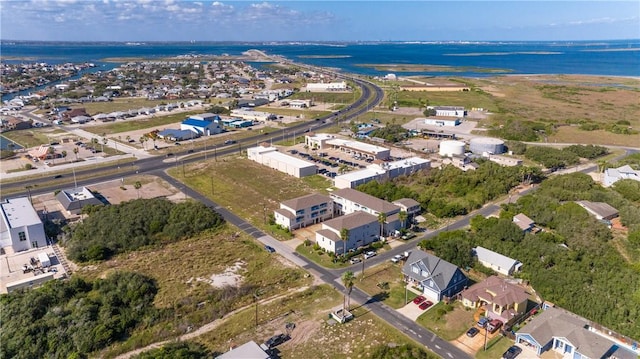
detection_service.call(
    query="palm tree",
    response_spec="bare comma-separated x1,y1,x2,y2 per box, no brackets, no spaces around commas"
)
139,136,146,150
61,150,67,162
342,271,355,315
126,135,131,143
377,212,387,240
101,137,108,153
47,146,56,163
399,210,408,230
134,181,142,199
73,147,79,161
340,228,349,257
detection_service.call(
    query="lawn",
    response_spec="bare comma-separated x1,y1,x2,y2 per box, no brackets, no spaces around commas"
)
474,335,513,359
295,242,348,269
253,106,332,120
167,157,324,233
83,110,202,135
415,302,476,341
83,228,312,358
355,261,419,309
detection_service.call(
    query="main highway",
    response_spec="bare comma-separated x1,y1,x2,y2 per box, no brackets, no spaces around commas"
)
2,72,475,358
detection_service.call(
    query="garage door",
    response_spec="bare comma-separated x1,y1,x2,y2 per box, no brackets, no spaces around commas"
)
422,287,440,302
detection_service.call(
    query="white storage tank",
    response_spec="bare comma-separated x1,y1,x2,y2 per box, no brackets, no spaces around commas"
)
439,140,466,157
470,137,505,155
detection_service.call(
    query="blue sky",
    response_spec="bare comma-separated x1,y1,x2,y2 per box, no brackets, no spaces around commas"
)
1,1,638,42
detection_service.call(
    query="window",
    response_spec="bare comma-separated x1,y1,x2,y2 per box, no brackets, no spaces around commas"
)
18,232,26,241
31,241,39,248
311,205,320,211
320,203,327,208
412,266,419,274
296,209,305,215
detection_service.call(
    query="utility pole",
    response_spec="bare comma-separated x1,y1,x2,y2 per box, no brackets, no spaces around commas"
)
211,176,214,196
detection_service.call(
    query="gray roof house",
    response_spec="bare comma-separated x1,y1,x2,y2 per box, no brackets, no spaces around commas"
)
603,165,640,187
56,187,104,215
402,249,468,302
315,211,379,255
274,193,333,230
515,306,637,359
216,340,269,359
513,213,535,232
474,246,522,276
576,201,619,221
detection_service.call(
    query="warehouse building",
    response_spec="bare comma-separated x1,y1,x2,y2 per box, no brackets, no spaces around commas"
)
247,145,317,178
427,106,466,117
231,109,274,122
305,81,348,92
424,117,461,127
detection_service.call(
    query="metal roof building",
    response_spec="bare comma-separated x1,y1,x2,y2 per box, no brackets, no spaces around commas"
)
247,145,317,178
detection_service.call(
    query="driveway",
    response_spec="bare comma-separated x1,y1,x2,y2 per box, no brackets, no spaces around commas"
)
396,292,435,321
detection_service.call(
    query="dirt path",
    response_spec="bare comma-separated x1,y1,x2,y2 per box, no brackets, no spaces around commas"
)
111,286,310,359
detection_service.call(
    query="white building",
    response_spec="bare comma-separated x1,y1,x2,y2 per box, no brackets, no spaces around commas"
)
474,246,522,276
424,118,461,127
305,133,338,150
247,145,317,178
289,99,312,108
305,81,348,92
0,197,47,253
330,188,402,236
333,156,430,189
274,193,334,230
315,211,380,254
56,187,103,215
324,138,391,160
603,165,640,187
427,106,466,117
230,109,273,122
180,117,222,136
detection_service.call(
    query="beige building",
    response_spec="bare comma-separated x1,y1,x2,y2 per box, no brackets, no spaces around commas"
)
274,193,334,230
461,275,529,324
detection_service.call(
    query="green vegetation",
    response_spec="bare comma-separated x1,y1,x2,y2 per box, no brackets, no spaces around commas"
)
488,118,551,141
1,272,158,359
615,152,640,169
132,342,215,359
369,344,440,359
419,173,640,339
523,144,609,170
356,261,418,309
368,123,408,143
357,161,543,218
65,198,224,262
415,302,474,340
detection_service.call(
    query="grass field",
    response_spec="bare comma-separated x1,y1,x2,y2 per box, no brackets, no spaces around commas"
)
83,228,312,358
415,302,475,341
355,261,419,309
253,106,332,120
83,110,202,135
474,335,513,359
168,157,332,232
192,285,425,358
289,91,359,105
2,128,67,148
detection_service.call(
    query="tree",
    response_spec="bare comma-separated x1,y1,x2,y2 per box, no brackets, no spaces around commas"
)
73,146,79,161
61,150,67,162
340,228,349,257
139,136,146,150
126,135,131,143
399,210,408,229
342,271,355,313
134,181,142,199
377,212,387,239
101,137,108,153
47,146,56,163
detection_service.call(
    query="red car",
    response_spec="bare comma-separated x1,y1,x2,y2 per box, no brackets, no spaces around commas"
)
419,301,433,310
413,295,426,304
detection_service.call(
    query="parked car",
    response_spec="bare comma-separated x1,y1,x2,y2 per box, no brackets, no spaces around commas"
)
487,319,503,333
466,327,479,338
502,345,522,359
363,251,376,259
224,140,237,145
349,257,362,264
264,245,276,253
401,233,417,240
264,333,289,349
412,295,426,305
390,254,404,263
477,317,490,328
418,300,433,310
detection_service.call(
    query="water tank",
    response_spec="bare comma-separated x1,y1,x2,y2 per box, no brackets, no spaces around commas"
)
439,140,466,157
469,137,505,155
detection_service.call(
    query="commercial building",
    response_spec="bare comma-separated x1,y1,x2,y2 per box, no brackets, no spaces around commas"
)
330,188,402,236
180,117,222,136
324,138,391,160
424,117,461,127
0,197,47,253
333,156,430,189
230,109,273,122
305,81,348,92
56,187,104,215
274,193,334,230
315,211,379,254
469,137,505,155
247,145,317,178
427,106,466,117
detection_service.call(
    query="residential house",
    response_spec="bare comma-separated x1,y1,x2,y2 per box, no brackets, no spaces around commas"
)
513,213,535,232
315,211,379,255
461,276,529,325
402,249,468,302
330,188,401,236
0,197,47,253
56,187,104,215
576,201,619,221
603,165,640,187
274,193,334,231
474,246,522,276
515,306,637,359
392,198,421,225
1,116,32,131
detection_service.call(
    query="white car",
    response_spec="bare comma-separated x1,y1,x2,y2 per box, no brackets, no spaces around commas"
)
390,254,404,263
363,251,376,259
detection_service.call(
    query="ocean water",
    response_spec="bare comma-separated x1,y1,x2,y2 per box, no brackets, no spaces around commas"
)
2,40,639,78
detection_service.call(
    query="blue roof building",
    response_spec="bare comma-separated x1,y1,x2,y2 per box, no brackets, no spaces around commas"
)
180,117,222,136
